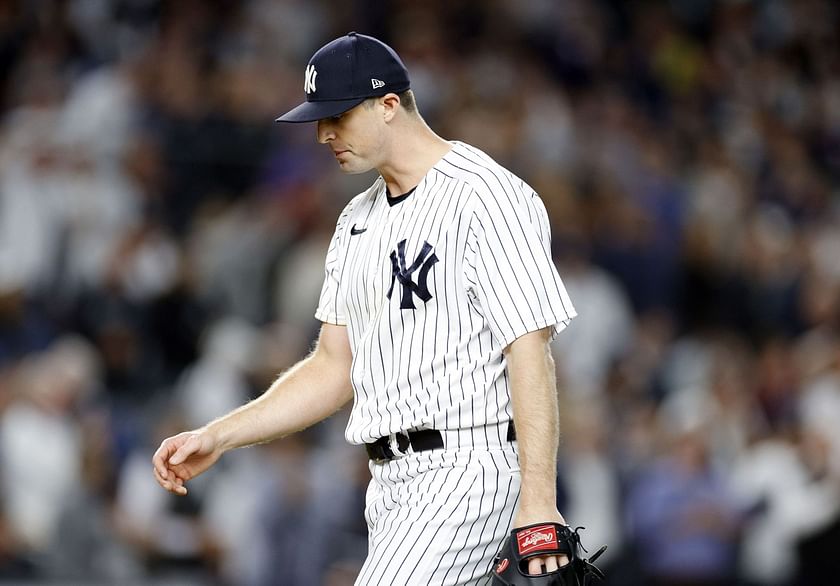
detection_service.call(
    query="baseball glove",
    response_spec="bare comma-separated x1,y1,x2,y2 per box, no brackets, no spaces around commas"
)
490,523,606,586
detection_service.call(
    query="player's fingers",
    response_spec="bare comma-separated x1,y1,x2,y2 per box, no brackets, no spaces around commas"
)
153,464,166,487
153,465,176,492
557,554,570,567
545,556,559,572
168,435,199,466
154,465,188,495
152,444,174,479
528,557,544,575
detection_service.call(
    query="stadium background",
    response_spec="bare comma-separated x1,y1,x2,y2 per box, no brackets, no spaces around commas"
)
0,0,839,584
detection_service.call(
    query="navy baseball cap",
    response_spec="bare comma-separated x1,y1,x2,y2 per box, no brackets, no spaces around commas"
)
276,32,411,123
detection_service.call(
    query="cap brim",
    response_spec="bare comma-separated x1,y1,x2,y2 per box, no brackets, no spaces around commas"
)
275,97,366,123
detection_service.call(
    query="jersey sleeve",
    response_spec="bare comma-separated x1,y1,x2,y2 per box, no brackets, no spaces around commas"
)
465,187,576,347
314,206,351,326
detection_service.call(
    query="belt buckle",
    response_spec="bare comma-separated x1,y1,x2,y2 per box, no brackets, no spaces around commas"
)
388,432,410,458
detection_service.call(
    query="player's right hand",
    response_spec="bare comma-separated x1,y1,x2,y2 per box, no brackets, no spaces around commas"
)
152,429,222,496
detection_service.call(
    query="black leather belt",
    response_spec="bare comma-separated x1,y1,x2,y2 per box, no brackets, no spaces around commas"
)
365,422,517,462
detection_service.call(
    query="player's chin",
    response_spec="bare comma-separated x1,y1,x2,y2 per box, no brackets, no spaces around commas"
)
337,160,374,175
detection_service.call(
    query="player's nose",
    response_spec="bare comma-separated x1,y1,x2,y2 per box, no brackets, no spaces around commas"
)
317,119,335,144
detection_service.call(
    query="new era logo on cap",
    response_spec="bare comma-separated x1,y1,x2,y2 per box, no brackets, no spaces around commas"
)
276,32,411,123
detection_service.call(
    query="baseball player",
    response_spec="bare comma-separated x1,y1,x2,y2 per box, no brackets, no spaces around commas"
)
153,33,600,585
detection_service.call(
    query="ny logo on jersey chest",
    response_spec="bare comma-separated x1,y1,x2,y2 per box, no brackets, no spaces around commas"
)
387,239,439,309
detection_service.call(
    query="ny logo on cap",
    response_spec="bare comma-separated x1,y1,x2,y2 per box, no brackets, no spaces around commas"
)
304,65,318,94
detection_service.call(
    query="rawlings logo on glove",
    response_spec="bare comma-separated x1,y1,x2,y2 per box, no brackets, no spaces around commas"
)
517,525,558,555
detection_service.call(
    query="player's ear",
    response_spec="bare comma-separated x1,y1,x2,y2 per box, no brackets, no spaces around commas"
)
381,93,400,122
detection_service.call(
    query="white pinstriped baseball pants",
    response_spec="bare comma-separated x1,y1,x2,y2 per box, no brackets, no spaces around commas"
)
355,438,520,586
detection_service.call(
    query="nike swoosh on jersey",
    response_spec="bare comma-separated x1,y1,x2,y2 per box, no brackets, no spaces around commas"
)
351,224,368,235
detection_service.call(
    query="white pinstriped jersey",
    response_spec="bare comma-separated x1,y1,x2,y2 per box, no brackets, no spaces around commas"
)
315,141,576,445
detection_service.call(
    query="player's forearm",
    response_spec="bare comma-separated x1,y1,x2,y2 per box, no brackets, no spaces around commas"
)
206,350,353,452
506,328,560,517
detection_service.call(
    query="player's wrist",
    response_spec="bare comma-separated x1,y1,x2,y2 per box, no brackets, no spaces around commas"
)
513,505,566,529
201,422,233,454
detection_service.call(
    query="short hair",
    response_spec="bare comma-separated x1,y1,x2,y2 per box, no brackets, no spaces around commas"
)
398,89,417,113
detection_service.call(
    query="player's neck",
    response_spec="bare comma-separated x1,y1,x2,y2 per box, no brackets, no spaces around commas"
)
378,122,451,197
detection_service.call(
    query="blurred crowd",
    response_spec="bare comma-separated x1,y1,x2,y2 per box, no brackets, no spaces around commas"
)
0,0,838,584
